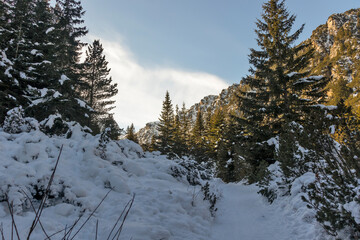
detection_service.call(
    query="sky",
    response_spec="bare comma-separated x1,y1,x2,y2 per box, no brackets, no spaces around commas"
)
79,0,360,129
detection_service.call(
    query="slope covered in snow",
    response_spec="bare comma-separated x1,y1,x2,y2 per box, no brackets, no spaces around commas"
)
0,119,336,240
0,122,215,240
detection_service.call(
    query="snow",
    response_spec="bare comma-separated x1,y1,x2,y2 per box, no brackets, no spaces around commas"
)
209,179,332,240
287,72,299,77
40,114,62,128
1,50,12,65
313,104,337,110
59,74,69,85
30,49,43,57
75,98,87,108
39,88,48,97
5,66,13,78
7,94,16,100
344,200,360,224
0,125,214,240
46,27,55,34
308,75,324,80
210,184,290,240
294,75,324,85
29,90,62,106
75,98,93,111
267,137,279,150
329,125,336,134
20,71,28,79
53,91,61,98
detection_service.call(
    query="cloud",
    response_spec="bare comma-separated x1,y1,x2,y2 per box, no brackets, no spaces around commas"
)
85,36,229,130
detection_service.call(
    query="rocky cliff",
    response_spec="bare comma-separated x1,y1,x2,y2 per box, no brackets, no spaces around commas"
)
306,9,360,111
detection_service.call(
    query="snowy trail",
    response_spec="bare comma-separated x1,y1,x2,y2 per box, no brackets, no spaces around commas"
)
210,183,290,240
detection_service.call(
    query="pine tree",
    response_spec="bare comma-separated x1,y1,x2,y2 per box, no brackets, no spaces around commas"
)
303,106,360,237
82,39,118,133
216,115,241,182
156,91,175,157
207,108,225,159
179,103,190,152
53,0,87,77
22,0,64,120
39,0,91,129
327,76,351,106
191,109,207,162
0,0,33,122
172,105,185,158
0,0,113,136
26,0,58,85
7,0,35,63
236,0,328,182
2,0,92,131
148,136,157,152
101,114,122,140
0,0,55,123
126,123,138,143
192,109,205,142
204,107,213,136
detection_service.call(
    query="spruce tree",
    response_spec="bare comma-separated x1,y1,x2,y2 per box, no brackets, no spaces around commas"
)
5,0,92,132
82,39,118,133
192,109,205,142
40,0,91,129
26,0,58,86
148,136,157,152
101,114,122,140
156,91,175,157
53,0,87,77
0,0,33,122
0,0,57,123
236,0,327,182
179,103,190,152
207,108,225,159
191,109,207,162
22,0,64,120
217,115,240,182
172,105,185,158
126,123,138,143
327,76,351,106
303,105,360,237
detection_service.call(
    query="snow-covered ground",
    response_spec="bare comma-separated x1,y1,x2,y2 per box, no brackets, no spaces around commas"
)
210,182,331,240
210,184,290,240
0,123,214,240
0,122,332,240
